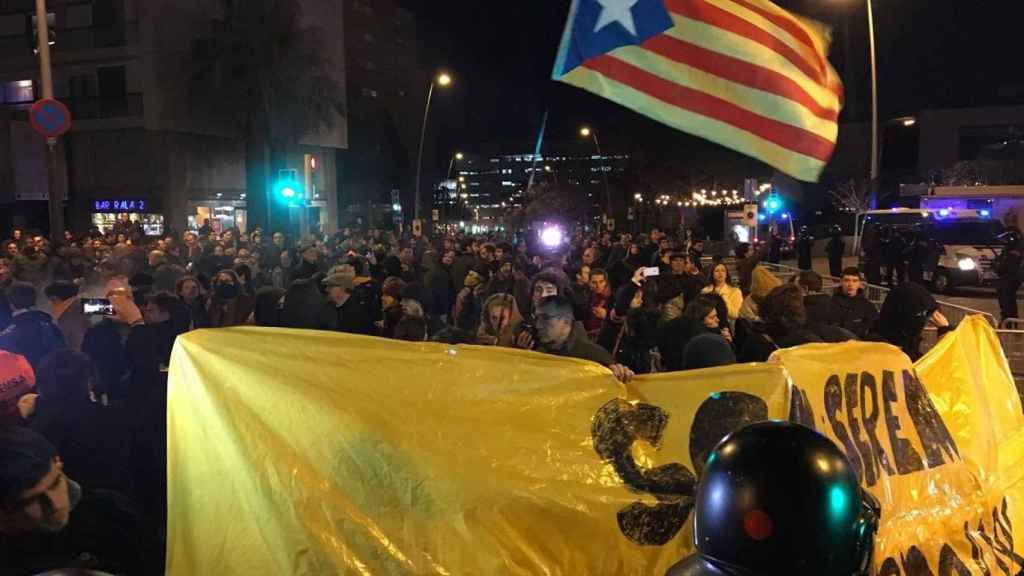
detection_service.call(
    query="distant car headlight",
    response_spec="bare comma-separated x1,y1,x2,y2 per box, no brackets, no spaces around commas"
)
957,257,977,271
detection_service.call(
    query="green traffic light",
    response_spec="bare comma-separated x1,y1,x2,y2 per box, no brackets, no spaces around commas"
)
273,178,305,205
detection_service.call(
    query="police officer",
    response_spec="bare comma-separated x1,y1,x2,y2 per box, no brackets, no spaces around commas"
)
795,226,814,271
768,228,782,265
881,226,905,287
666,421,879,576
905,225,928,286
996,230,1023,323
825,225,845,278
862,225,883,286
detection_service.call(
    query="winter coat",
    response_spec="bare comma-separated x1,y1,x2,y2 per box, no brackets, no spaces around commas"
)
206,294,256,328
873,282,950,361
0,310,66,369
540,321,614,367
702,283,743,321
831,289,878,339
317,298,376,336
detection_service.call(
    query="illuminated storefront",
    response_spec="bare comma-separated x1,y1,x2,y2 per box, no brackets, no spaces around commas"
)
91,198,164,235
187,198,248,235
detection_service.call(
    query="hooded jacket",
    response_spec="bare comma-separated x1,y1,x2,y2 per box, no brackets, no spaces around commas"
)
0,310,66,369
874,282,949,361
477,293,523,347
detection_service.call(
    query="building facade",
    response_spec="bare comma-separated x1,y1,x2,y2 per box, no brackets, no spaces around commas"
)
0,0,347,236
433,144,630,232
339,0,420,221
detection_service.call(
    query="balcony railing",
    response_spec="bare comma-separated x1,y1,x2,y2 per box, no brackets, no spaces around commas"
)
65,93,143,120
0,21,137,58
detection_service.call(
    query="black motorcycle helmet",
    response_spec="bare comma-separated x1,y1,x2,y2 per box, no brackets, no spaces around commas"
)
828,225,842,236
666,421,880,576
798,225,810,238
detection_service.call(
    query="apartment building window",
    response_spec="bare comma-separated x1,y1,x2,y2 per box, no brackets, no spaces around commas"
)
1,80,34,104
352,1,374,15
97,65,126,98
69,73,97,100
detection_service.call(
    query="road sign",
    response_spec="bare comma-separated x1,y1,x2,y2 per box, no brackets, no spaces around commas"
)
29,98,72,139
743,204,758,227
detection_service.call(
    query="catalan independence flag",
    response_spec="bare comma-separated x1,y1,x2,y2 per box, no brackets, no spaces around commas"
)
552,0,844,182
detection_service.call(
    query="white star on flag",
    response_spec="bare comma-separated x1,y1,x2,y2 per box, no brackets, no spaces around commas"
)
593,0,640,36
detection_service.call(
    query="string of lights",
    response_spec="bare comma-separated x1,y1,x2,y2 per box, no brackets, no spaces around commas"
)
636,183,775,209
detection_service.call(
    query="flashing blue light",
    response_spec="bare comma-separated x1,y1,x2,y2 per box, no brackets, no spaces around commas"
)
765,197,782,213
980,209,991,218
938,208,950,218
781,213,790,220
758,213,767,222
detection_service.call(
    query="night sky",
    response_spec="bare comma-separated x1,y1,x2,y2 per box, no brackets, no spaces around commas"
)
396,0,1024,161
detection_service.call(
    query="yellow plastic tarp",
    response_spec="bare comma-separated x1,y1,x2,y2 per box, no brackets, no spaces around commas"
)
166,317,1024,575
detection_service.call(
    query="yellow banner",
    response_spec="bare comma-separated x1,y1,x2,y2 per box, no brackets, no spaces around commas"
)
774,316,1024,575
166,318,1024,575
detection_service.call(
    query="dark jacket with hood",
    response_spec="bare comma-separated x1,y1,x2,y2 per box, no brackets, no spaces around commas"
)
874,282,952,361
0,310,66,368
830,288,878,339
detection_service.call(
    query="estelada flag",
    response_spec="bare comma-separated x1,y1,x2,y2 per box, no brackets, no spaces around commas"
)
552,0,844,182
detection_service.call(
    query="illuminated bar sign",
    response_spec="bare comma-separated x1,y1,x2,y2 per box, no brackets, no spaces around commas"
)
93,198,155,212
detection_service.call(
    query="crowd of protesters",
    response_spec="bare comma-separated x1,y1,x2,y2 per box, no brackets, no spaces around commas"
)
0,218,955,574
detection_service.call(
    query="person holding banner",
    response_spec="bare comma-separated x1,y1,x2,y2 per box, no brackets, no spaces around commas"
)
527,295,634,383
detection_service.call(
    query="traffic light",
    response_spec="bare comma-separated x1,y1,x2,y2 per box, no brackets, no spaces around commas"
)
273,169,304,206
764,194,783,215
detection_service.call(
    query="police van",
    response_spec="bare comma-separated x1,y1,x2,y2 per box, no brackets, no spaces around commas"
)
858,208,1004,292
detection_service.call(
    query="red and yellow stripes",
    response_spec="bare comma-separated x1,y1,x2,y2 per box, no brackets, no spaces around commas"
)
558,0,844,182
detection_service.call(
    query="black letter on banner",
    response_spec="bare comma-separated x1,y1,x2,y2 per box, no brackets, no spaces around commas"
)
991,505,1024,573
861,372,895,477
878,557,902,576
976,520,1012,576
966,520,993,576
690,392,768,477
900,546,935,576
902,370,960,468
938,544,971,576
844,373,877,486
591,399,696,546
882,370,925,475
826,375,865,482
789,385,817,430
995,498,1024,570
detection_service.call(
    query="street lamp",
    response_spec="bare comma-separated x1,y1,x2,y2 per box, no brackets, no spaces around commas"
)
836,0,879,190
579,126,612,218
447,151,464,180
414,71,454,221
